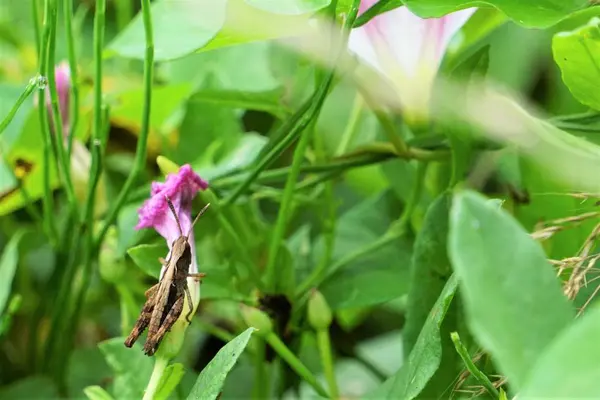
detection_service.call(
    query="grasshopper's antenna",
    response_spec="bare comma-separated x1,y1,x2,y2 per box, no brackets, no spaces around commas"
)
165,195,184,237
187,203,210,238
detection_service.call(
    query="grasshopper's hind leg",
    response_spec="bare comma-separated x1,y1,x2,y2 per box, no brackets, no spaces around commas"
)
124,283,159,348
143,295,184,356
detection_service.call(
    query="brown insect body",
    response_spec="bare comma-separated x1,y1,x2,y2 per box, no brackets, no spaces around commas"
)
124,199,209,356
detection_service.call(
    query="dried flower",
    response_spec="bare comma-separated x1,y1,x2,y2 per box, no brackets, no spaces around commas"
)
348,1,476,123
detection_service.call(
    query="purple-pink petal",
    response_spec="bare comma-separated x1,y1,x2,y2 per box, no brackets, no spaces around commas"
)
43,61,71,137
136,164,208,241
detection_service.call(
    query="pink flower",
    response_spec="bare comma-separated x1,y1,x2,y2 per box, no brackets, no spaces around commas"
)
39,61,71,137
136,164,208,297
348,1,476,122
137,164,209,248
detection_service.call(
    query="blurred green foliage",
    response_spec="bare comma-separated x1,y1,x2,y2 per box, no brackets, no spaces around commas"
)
3,0,600,399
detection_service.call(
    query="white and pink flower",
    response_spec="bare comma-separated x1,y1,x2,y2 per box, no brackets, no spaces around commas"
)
348,1,476,123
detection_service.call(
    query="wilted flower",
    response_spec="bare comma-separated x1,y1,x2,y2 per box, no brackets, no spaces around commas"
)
348,1,476,123
136,164,209,341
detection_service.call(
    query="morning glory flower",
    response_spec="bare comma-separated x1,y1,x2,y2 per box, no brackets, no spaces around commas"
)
348,1,476,123
136,164,209,323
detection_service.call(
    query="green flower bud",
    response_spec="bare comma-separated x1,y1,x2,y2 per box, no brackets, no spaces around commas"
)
307,289,332,330
240,304,273,336
153,285,199,360
156,155,180,176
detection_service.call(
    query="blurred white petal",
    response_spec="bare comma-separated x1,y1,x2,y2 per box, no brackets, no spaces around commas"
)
348,3,476,121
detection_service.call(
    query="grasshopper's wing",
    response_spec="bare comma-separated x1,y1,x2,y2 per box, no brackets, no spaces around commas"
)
146,257,176,341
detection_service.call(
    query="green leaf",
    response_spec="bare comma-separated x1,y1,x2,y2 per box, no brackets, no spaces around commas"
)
109,84,193,155
108,0,316,61
0,230,25,317
195,134,268,182
403,193,452,356
0,376,59,399
174,77,244,165
0,110,61,216
520,304,600,398
107,0,227,61
404,0,586,28
442,8,507,70
98,337,154,400
67,347,112,398
318,191,412,309
127,243,167,280
187,327,255,400
0,294,22,337
370,275,458,399
553,17,600,110
443,46,491,185
448,190,574,389
155,363,185,400
245,0,330,15
84,386,115,400
198,2,316,54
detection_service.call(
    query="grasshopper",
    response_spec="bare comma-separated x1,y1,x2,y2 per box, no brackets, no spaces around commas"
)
124,197,210,356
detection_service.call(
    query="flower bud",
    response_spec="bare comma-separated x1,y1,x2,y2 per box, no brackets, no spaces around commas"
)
156,155,180,176
240,304,273,336
307,289,332,330
153,309,189,360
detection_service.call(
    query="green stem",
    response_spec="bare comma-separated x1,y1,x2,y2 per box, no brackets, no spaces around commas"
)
264,332,329,398
37,0,58,244
450,332,499,399
82,0,106,264
317,329,338,399
198,190,264,290
263,1,360,291
335,94,363,155
46,0,107,377
222,86,325,208
394,161,426,229
95,0,154,249
196,319,235,343
552,121,600,133
63,0,80,157
46,0,78,214
143,356,169,400
549,110,600,123
212,152,394,189
115,0,133,31
264,71,334,291
297,162,426,295
0,78,38,135
32,0,42,55
252,340,268,400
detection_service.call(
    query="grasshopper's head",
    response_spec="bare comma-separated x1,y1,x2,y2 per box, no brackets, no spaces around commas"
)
171,235,190,259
